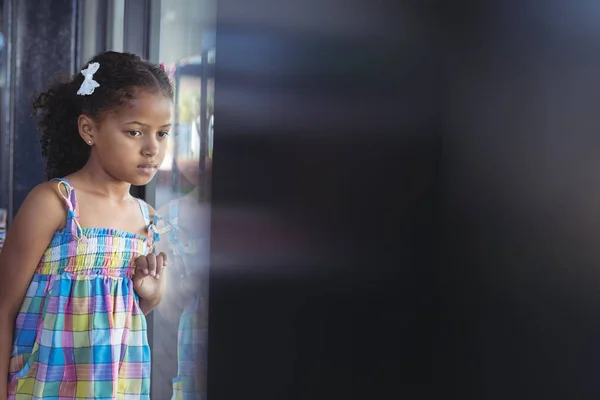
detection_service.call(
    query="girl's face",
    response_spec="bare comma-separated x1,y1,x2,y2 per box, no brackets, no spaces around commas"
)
82,90,173,186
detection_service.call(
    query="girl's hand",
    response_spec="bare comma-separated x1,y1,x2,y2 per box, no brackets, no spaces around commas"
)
133,252,167,312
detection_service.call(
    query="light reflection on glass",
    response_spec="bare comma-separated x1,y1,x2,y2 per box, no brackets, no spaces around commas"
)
151,2,215,399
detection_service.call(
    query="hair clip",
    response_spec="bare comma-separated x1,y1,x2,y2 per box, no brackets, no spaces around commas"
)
159,62,166,72
77,62,100,96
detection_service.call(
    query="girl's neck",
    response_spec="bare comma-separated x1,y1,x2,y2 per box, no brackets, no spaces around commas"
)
73,162,132,202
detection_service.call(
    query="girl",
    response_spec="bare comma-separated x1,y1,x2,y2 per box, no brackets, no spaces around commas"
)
0,51,172,399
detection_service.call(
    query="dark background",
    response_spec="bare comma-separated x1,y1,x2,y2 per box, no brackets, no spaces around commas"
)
440,1,600,398
208,1,435,399
209,0,600,399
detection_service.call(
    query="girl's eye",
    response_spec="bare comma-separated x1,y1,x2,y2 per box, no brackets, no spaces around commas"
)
157,131,170,138
127,130,142,137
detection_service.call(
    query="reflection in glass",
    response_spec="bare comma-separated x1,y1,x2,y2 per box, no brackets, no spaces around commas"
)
152,1,215,399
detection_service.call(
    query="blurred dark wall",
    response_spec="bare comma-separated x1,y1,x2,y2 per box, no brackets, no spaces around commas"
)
207,1,438,399
441,1,600,398
210,0,600,399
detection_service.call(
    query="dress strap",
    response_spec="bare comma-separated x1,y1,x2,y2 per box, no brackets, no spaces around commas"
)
137,198,151,227
53,178,86,242
136,198,159,248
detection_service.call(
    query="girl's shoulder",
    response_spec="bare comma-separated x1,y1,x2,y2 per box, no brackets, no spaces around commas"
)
135,197,157,220
13,180,69,232
27,180,68,208
145,201,157,217
135,198,164,236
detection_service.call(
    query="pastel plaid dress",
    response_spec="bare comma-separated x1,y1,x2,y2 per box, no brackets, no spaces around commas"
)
7,178,159,399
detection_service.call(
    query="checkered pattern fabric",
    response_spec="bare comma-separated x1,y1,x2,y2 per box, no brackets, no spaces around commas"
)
7,178,158,399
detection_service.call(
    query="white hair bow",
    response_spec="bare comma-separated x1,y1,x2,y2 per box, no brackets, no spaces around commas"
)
77,62,100,96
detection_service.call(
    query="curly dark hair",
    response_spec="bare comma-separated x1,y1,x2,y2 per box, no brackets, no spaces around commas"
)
33,51,174,180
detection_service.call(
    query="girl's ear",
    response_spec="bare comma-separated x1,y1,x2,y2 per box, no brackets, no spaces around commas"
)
78,114,96,145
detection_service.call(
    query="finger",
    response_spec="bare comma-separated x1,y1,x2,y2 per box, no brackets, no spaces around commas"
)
155,252,165,279
147,253,157,276
136,256,149,275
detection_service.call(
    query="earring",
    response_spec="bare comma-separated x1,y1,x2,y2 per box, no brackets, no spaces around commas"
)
87,140,92,145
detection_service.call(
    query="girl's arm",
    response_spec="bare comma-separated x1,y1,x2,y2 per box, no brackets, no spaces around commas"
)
0,183,65,399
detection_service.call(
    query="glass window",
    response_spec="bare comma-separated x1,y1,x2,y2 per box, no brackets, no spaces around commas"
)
151,1,216,399
108,0,125,52
80,0,102,62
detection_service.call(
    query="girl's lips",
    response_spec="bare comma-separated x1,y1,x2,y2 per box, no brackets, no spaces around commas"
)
137,165,157,175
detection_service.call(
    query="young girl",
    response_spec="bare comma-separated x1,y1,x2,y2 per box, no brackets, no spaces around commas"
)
0,51,173,399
